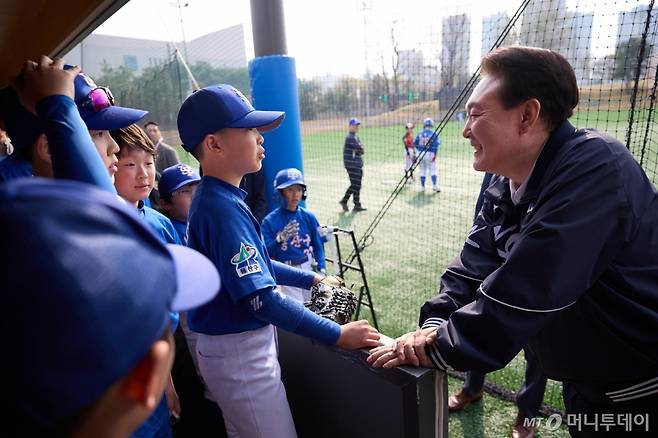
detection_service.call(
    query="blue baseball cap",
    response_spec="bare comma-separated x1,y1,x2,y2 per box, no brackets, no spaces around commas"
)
274,167,305,190
349,117,361,126
72,69,148,131
423,117,434,127
159,164,201,198
0,178,220,427
0,69,148,157
177,84,285,152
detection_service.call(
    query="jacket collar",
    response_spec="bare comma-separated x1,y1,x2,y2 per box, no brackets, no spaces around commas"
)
518,120,578,204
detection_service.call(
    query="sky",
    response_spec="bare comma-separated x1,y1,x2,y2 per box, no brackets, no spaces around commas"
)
94,0,644,78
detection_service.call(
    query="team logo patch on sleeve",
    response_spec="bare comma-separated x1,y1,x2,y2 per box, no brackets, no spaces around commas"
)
230,242,262,277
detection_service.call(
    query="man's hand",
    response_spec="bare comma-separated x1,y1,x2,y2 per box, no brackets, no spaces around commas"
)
366,327,437,368
393,327,437,367
335,319,380,350
12,56,81,115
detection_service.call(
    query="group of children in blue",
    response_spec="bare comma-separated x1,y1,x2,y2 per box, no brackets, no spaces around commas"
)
1,57,377,438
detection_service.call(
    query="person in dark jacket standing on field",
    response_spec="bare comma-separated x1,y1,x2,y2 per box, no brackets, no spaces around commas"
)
368,46,658,437
339,117,367,212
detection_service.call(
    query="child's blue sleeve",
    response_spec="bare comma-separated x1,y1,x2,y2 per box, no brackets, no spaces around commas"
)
35,95,115,194
271,259,316,289
413,134,419,147
244,287,341,345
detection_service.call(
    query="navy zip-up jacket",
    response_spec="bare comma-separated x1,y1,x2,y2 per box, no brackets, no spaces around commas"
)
343,132,364,169
420,121,658,396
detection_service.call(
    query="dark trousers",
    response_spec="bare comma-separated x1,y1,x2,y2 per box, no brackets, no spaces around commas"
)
342,167,363,206
563,382,657,437
463,348,547,418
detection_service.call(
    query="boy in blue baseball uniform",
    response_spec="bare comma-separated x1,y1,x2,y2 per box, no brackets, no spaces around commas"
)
262,167,327,302
112,124,182,246
177,84,379,438
414,117,441,193
158,164,201,244
111,124,183,437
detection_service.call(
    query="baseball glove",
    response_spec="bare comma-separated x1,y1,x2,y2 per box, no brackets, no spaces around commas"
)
305,276,358,325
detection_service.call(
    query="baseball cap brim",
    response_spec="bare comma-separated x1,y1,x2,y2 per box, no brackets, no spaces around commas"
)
229,110,285,133
83,105,148,131
161,178,199,197
276,180,306,190
168,244,221,311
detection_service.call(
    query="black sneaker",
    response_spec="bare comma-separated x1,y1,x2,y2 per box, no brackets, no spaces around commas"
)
339,200,349,212
353,205,367,212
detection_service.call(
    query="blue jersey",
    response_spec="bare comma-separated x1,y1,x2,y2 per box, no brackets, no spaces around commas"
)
171,218,188,245
187,177,280,335
137,201,182,245
0,155,32,183
261,206,327,270
414,128,440,154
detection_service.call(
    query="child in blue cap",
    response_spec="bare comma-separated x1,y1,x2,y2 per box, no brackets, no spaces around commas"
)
262,167,327,302
0,59,147,184
158,164,201,244
177,84,379,438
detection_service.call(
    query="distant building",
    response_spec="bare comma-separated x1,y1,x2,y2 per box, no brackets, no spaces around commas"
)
482,12,513,57
397,49,425,82
65,24,246,78
615,4,657,82
520,0,592,84
440,14,471,109
441,14,471,86
616,4,658,47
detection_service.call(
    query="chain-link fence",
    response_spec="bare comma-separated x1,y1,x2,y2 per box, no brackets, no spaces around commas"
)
68,0,657,416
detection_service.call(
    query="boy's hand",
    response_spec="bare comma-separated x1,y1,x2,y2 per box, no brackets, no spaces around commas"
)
12,56,81,114
335,319,379,350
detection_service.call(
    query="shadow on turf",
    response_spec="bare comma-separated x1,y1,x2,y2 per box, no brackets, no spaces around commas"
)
336,211,356,228
406,190,436,208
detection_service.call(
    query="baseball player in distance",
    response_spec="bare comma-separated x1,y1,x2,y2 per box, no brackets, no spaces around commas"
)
369,47,658,437
403,122,416,182
414,118,441,193
177,84,380,438
262,167,327,302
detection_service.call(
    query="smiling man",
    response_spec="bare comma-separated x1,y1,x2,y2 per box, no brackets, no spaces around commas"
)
368,46,658,437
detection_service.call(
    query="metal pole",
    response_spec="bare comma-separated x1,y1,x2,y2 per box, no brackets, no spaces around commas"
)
250,0,287,56
177,0,189,62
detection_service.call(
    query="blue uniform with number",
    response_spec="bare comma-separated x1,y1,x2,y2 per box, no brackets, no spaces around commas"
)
414,128,441,189
261,206,327,271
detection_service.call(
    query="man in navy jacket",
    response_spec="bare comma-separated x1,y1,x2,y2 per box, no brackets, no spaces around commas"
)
369,46,658,437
